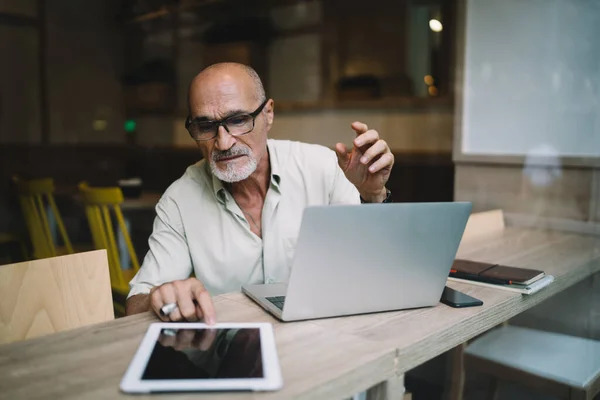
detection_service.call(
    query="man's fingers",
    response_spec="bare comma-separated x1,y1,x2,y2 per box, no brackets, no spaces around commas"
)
153,285,182,321
351,121,369,135
360,140,388,165
335,143,350,168
173,281,197,321
367,152,395,173
150,278,215,323
193,284,216,325
354,129,379,148
150,289,170,322
335,142,348,155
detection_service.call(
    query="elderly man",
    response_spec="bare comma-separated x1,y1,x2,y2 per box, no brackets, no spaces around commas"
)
126,62,394,323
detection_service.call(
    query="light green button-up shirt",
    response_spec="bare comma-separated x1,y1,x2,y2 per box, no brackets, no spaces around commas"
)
128,139,360,298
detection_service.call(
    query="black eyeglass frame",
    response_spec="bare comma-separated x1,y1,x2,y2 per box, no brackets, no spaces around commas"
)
185,99,269,141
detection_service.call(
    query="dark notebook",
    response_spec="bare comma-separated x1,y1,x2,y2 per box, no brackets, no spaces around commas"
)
451,259,545,285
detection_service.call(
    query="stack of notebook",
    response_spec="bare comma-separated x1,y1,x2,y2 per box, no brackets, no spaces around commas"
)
448,259,554,294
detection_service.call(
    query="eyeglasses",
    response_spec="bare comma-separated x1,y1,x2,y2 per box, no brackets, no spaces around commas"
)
185,99,268,141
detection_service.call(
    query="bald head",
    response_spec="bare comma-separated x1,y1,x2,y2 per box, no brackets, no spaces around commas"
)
187,63,266,115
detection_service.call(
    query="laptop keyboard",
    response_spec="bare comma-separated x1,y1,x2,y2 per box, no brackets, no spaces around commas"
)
266,296,286,310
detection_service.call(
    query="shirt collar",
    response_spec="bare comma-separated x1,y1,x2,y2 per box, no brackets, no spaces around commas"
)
267,139,282,188
210,140,281,204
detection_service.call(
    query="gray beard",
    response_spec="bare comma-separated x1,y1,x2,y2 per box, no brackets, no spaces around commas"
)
209,145,258,183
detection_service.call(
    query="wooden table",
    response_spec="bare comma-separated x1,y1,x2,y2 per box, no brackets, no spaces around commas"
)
1,227,599,399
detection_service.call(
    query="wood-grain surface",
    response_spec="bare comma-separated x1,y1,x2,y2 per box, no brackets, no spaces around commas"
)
0,250,113,345
0,228,598,399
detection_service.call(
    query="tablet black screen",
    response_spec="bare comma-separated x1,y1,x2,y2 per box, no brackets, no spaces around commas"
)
141,328,264,380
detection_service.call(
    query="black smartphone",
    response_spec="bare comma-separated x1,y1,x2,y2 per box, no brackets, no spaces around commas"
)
440,287,483,308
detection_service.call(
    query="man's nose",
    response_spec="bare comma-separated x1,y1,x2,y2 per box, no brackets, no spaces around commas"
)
215,125,235,151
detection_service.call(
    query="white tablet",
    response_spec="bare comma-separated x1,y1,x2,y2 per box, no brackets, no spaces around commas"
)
120,322,283,393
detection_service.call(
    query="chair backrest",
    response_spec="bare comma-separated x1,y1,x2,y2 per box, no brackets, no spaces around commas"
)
462,209,505,243
0,250,114,345
78,183,140,292
12,177,73,259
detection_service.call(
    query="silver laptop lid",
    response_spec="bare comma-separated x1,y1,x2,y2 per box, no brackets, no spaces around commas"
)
281,202,472,321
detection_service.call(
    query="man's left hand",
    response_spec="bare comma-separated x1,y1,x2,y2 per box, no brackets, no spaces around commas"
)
335,121,394,203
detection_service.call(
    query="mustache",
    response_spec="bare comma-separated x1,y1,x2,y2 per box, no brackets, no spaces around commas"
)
212,145,251,161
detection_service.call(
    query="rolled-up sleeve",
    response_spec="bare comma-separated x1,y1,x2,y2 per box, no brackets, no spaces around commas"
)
127,195,193,298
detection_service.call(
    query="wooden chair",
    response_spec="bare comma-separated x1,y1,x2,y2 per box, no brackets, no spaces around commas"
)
12,176,74,259
465,325,600,400
0,250,114,345
78,183,140,316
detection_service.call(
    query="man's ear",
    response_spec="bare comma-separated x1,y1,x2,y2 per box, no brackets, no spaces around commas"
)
265,99,274,129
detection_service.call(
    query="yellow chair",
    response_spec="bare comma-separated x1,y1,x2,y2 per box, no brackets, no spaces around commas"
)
78,182,140,316
12,177,74,259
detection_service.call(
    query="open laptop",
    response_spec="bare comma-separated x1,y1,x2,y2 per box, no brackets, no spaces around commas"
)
242,202,472,322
